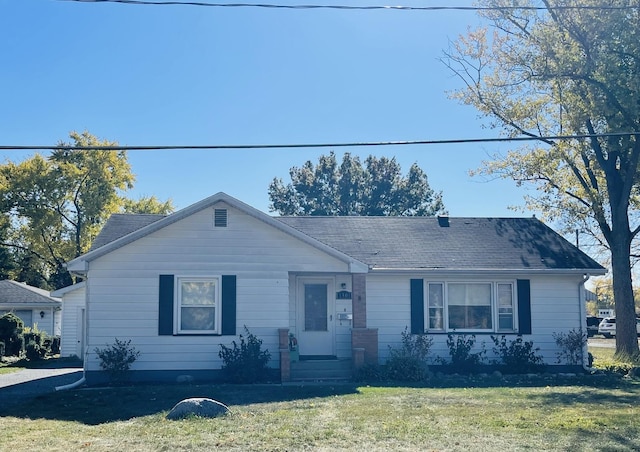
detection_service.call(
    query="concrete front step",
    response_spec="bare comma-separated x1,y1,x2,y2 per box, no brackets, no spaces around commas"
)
290,358,353,381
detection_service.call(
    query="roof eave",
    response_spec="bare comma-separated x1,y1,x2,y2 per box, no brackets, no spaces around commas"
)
51,281,86,297
0,301,62,307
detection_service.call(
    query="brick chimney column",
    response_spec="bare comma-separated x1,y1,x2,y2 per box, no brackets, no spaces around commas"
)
351,274,378,373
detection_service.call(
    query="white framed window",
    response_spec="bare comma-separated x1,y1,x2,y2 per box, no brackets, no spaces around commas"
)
427,282,445,331
176,276,221,334
497,283,515,331
425,281,517,333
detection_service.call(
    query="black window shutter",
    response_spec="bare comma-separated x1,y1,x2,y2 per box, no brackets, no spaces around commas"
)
410,279,425,334
517,279,532,334
159,275,174,335
221,275,237,335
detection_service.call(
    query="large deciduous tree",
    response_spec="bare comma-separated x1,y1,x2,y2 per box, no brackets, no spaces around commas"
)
268,152,446,216
121,195,175,215
0,131,173,289
443,0,640,357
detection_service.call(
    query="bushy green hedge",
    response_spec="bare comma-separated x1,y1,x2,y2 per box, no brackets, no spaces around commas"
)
95,338,141,384
491,335,545,374
0,313,24,357
219,326,271,383
25,340,43,361
356,328,433,382
0,313,61,360
436,334,487,373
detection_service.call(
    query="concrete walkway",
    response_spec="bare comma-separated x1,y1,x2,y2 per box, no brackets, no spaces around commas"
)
0,366,83,411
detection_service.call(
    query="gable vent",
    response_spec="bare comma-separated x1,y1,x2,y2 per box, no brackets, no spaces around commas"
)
214,209,228,227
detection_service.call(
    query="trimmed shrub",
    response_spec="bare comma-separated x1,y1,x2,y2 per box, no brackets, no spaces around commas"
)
0,313,24,357
94,338,141,385
25,340,42,361
355,363,387,382
491,335,545,373
8,335,24,358
219,326,271,383
23,325,55,359
0,312,23,337
385,327,433,381
24,328,45,347
438,334,486,373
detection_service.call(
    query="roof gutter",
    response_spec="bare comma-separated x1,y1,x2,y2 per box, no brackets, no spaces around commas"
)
368,267,607,276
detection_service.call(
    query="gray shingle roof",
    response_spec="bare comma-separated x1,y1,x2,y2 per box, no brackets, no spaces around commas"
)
0,280,61,306
90,213,166,251
89,211,603,272
277,216,604,271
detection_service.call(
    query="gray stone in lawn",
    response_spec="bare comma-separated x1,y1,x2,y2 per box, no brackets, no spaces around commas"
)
166,397,230,420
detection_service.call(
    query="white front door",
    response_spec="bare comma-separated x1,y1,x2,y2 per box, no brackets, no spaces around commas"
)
297,278,335,357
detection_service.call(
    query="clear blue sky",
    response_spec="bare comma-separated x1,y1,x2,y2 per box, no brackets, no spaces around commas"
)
0,0,535,217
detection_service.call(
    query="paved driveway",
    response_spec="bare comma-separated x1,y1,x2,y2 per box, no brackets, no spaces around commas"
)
588,337,640,348
0,365,83,411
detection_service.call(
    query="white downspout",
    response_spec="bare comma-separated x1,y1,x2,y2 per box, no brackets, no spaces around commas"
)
55,376,86,391
580,274,591,371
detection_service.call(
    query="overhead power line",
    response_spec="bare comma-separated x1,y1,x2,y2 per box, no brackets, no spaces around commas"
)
58,0,640,11
1,132,637,152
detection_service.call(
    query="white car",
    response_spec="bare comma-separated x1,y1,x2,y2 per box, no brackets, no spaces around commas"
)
598,317,640,338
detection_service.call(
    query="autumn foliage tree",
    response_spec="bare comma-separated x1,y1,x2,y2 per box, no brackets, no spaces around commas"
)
443,0,640,357
0,131,174,289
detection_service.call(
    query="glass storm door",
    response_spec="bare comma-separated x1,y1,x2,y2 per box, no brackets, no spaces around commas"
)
297,278,334,356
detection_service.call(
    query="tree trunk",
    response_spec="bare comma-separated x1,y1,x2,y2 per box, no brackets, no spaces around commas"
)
610,228,640,358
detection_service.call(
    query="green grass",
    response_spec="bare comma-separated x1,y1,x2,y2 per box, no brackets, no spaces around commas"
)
590,344,639,375
590,345,617,362
0,366,22,375
0,355,80,373
0,356,25,374
1,375,639,451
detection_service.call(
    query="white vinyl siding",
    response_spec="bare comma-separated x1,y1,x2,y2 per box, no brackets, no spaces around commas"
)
84,203,351,373
368,274,585,366
58,285,86,358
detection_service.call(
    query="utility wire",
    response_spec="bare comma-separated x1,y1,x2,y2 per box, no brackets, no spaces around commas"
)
1,132,636,151
57,0,640,11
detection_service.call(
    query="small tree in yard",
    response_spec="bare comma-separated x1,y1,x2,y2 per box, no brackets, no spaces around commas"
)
554,329,588,366
219,326,271,383
94,338,140,385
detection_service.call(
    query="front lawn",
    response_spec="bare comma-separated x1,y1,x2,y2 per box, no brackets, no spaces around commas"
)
1,375,639,451
0,366,22,375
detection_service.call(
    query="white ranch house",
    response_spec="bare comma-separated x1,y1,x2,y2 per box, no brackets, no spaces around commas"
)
57,192,605,383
